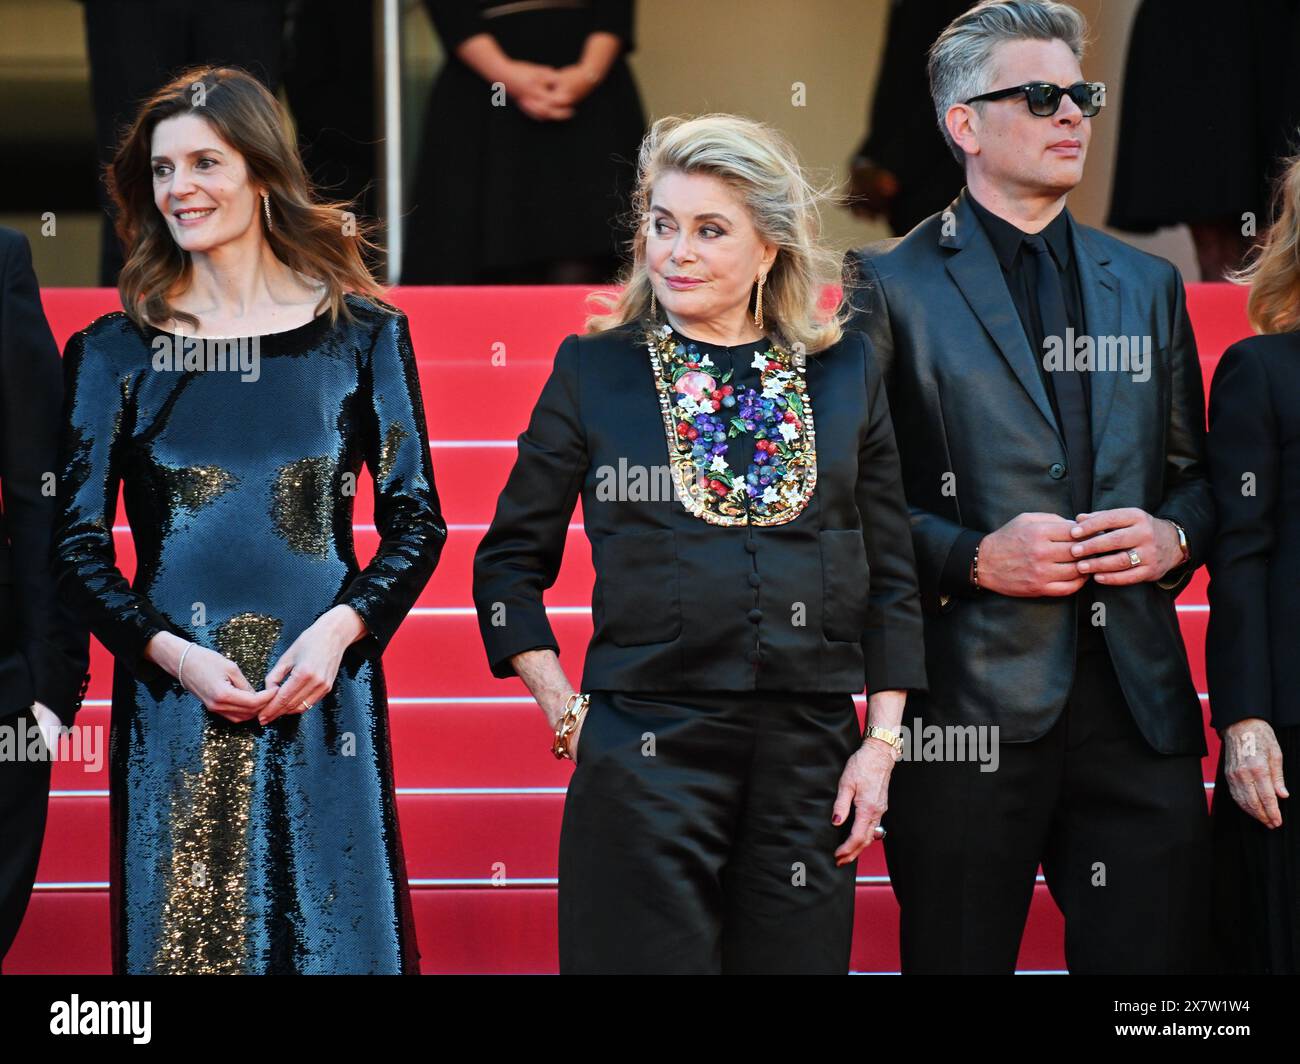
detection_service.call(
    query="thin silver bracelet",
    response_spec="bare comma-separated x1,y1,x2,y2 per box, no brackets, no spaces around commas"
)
177,641,195,691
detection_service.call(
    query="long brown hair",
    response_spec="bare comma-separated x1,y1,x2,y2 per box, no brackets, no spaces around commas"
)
1231,151,1300,334
108,65,389,332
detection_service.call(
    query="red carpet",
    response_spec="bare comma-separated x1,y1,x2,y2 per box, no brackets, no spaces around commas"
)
7,283,1247,973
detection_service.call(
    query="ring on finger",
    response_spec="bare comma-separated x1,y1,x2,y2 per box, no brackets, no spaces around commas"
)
1127,549,1141,567
872,824,886,839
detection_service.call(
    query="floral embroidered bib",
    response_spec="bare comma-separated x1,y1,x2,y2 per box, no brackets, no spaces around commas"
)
645,322,817,526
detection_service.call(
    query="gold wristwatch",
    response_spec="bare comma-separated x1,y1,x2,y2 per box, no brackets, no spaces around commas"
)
863,725,904,758
1166,518,1190,565
1156,518,1190,590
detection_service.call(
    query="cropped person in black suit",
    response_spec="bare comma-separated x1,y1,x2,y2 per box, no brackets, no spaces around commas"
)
1207,154,1300,974
0,227,91,970
847,0,970,236
473,114,926,974
846,0,1214,973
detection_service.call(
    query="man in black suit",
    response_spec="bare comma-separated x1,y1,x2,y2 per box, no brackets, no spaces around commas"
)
847,0,1214,973
0,227,91,970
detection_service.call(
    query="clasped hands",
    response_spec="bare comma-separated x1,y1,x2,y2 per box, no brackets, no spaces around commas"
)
149,605,364,726
502,60,600,120
978,507,1184,597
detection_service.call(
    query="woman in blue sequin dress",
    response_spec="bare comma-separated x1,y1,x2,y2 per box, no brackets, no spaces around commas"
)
51,67,445,974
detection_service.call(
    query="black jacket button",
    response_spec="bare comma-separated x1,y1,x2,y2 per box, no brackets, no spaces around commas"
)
744,541,758,554
747,573,761,587
747,608,763,623
746,648,763,663
1049,462,1066,479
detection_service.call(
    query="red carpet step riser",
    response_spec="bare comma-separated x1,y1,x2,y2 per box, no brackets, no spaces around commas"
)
9,882,1070,974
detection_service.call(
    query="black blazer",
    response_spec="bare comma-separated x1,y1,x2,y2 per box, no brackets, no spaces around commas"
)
1206,334,1300,731
0,227,90,726
846,189,1213,755
472,320,927,695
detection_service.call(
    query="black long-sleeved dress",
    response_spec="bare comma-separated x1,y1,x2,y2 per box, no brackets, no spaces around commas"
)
403,0,646,283
51,294,446,974
1107,0,1300,233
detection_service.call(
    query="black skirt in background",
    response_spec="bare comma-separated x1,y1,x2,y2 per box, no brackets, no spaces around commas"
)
1107,0,1300,233
1212,723,1300,974
404,1,646,283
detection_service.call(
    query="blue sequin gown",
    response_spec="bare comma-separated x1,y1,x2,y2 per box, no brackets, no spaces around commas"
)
52,295,445,974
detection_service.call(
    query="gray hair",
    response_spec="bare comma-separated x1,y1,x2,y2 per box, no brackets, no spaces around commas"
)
928,0,1088,164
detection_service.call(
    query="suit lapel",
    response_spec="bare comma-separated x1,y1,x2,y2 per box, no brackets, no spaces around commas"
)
942,191,1061,442
1070,218,1123,453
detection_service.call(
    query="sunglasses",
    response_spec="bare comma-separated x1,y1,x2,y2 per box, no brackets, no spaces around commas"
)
964,81,1106,117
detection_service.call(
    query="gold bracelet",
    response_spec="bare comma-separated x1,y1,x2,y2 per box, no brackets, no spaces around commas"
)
552,692,590,761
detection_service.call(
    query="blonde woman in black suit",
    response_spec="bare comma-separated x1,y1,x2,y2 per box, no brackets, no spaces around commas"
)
1209,154,1300,974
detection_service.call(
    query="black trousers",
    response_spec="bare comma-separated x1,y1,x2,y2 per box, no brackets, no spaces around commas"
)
0,708,54,971
1211,723,1300,974
884,640,1213,974
558,690,860,974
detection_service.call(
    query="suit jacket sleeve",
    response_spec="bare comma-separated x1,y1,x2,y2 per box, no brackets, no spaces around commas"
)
51,328,176,686
473,334,587,679
331,310,447,656
1153,262,1214,594
0,230,90,726
856,332,927,692
846,248,983,609
1205,341,1277,728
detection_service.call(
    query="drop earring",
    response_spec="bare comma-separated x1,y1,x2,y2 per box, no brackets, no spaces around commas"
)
263,193,273,232
649,287,657,319
753,273,765,330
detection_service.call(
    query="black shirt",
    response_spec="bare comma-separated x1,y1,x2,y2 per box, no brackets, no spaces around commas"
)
966,190,1089,418
941,194,1103,646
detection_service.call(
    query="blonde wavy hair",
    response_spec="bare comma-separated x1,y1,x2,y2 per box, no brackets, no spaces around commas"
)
585,113,848,353
1230,152,1300,334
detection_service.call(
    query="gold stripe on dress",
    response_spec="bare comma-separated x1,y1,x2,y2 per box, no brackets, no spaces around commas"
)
154,612,283,974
